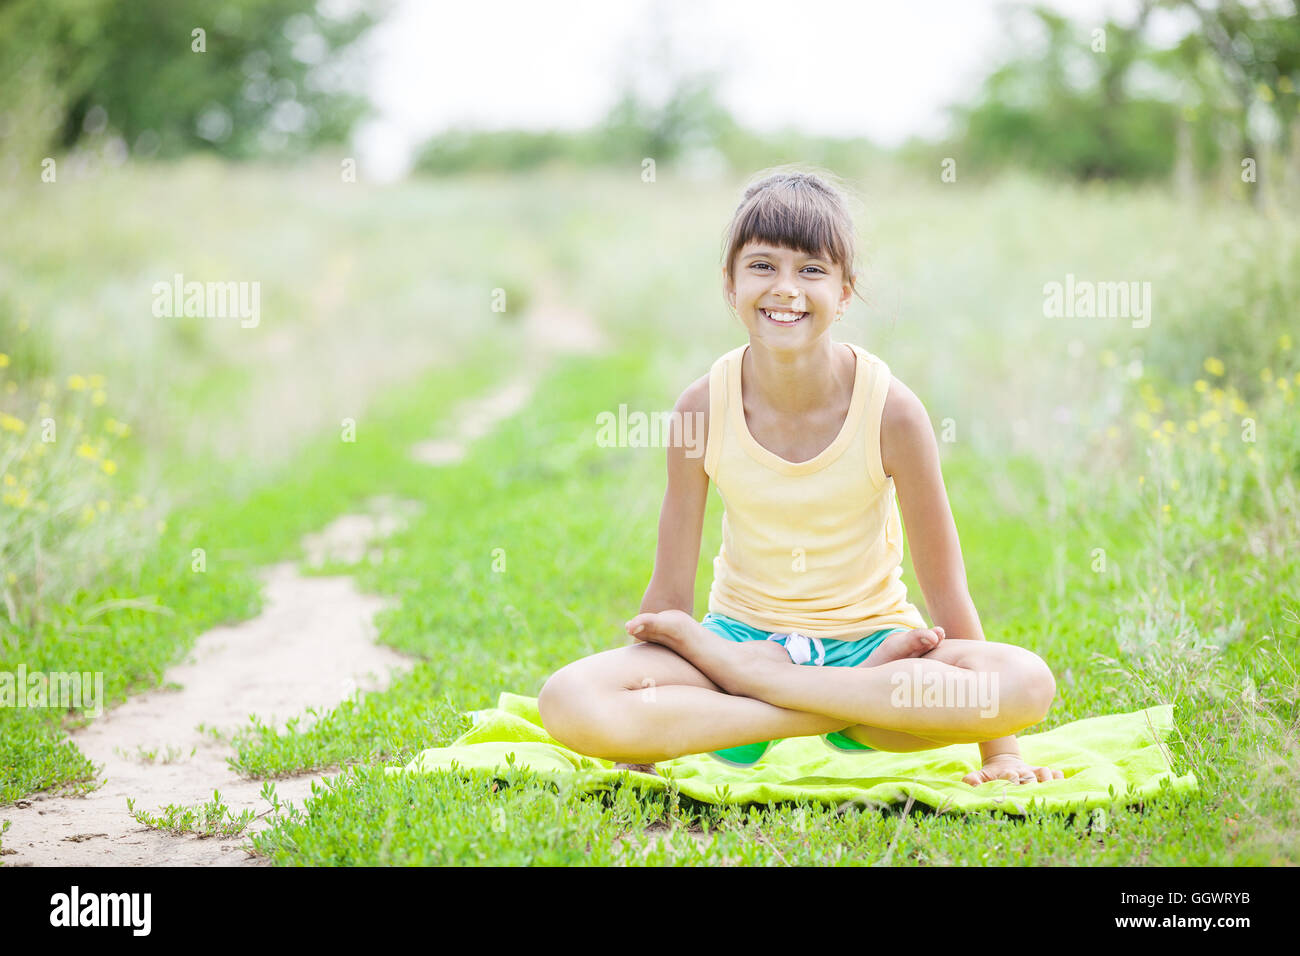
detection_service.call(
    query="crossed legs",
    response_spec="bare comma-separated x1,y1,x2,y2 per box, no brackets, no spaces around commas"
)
537,611,1056,764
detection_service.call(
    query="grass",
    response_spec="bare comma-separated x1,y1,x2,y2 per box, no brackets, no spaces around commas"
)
1,161,1297,864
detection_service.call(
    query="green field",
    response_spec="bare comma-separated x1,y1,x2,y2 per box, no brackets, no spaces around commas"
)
1,160,1297,864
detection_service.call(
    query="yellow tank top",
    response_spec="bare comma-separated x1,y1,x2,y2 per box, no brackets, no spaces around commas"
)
703,341,927,640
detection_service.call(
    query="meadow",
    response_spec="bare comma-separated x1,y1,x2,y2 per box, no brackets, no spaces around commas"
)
1,158,1296,864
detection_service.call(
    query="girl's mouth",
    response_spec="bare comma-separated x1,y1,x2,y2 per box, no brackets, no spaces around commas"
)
762,308,807,325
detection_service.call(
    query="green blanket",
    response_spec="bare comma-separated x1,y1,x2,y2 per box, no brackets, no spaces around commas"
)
390,692,1198,815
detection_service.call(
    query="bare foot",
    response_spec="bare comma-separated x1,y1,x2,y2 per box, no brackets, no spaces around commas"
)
860,626,946,668
614,762,659,776
624,609,759,696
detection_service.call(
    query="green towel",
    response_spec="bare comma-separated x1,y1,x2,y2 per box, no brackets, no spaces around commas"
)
389,692,1198,816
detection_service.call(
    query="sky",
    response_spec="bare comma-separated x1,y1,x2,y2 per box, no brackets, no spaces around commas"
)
352,0,1200,181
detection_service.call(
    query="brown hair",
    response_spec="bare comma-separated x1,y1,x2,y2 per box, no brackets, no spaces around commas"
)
720,165,865,309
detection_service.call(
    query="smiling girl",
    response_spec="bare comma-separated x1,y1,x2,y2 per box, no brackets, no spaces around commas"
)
538,166,1062,787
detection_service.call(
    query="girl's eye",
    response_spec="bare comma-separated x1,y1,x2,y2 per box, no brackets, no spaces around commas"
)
752,262,825,274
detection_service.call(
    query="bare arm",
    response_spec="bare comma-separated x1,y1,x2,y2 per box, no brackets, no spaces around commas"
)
637,376,711,621
881,376,1020,761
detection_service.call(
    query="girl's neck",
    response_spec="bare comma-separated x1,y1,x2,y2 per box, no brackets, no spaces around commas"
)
743,338,854,417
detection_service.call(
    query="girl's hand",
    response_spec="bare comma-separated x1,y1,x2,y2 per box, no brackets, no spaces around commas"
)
962,753,1063,787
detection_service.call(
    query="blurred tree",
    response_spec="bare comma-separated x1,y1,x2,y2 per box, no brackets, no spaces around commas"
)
1161,0,1300,203
950,4,1180,181
0,0,384,162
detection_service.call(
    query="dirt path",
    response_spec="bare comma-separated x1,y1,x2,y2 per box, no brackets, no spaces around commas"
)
2,497,419,866
412,294,609,464
3,297,610,867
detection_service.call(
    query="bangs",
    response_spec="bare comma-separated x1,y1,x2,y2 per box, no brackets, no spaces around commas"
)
725,180,854,280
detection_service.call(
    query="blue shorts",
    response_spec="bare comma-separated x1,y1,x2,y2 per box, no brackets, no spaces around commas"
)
699,611,908,766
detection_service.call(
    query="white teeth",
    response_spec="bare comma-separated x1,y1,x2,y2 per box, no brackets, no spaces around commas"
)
763,309,805,323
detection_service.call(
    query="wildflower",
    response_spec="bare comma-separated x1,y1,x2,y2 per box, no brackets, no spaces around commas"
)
1278,378,1290,392
1163,504,1171,513
1231,396,1249,415
1161,420,1176,434
0,413,25,433
67,374,88,391
0,353,8,368
2,488,29,508
1203,357,1225,377
91,389,107,407
1194,379,1208,393
1185,420,1198,433
2,474,13,486
1280,333,1293,352
102,459,117,475
1294,372,1300,387
81,504,97,523
76,443,98,460
1133,411,1153,430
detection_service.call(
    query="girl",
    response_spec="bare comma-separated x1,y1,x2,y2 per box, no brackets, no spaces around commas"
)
538,167,1063,787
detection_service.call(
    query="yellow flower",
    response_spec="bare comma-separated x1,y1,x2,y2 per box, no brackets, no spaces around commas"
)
0,413,25,434
1133,411,1153,430
2,488,29,508
1185,420,1198,433
1162,419,1176,434
1278,378,1290,392
96,499,109,513
91,389,107,407
67,374,87,391
81,504,97,523
1194,379,1208,393
1231,397,1249,415
1163,504,1171,513
1280,333,1293,351
0,353,9,368
1211,387,1226,405
1144,395,1164,413
1204,357,1225,377
1294,372,1300,387
101,459,117,475
1138,474,1145,485
2,474,14,486
88,373,106,389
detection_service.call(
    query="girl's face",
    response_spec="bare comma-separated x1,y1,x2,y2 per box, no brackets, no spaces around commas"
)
725,240,852,348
